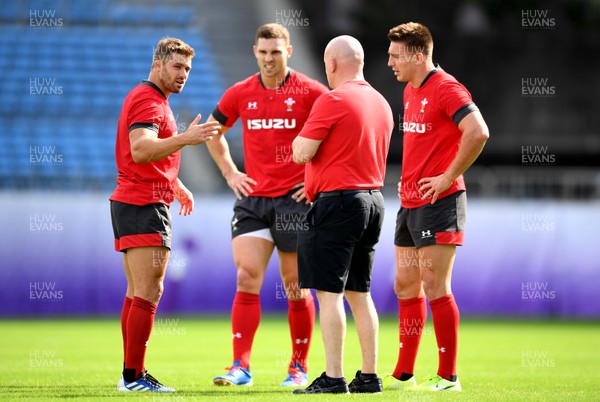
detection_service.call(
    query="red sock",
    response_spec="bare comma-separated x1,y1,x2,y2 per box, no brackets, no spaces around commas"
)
120,296,133,364
125,297,157,378
287,293,315,372
231,291,260,369
429,294,460,381
392,296,426,379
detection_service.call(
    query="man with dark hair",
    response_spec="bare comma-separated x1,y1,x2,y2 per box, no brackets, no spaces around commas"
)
384,22,489,391
206,23,329,387
111,37,221,392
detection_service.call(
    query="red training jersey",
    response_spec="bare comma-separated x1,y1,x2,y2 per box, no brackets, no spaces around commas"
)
110,81,180,206
298,80,394,202
212,70,329,197
400,69,477,208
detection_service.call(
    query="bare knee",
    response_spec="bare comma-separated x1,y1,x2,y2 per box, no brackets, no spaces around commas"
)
236,265,263,293
280,273,305,301
422,274,449,300
135,280,164,304
394,276,422,299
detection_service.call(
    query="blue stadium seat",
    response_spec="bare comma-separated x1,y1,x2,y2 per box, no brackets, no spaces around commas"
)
0,1,16,21
0,7,222,191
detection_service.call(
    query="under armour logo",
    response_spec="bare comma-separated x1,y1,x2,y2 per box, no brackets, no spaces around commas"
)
439,347,446,353
295,338,309,344
400,342,404,349
232,332,242,339
421,230,432,238
247,101,257,110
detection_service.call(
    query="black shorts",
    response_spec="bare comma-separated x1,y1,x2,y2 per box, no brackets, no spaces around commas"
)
297,190,385,293
110,200,172,252
394,190,466,249
231,191,310,252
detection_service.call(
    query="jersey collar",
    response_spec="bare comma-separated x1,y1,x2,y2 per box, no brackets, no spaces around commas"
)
141,80,167,99
418,64,441,88
258,69,292,90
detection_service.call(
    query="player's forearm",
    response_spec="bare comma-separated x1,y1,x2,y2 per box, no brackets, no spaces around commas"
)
131,135,187,164
292,136,320,164
206,135,239,178
173,177,184,192
444,125,489,181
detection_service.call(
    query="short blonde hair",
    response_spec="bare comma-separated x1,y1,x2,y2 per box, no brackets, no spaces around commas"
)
153,37,195,64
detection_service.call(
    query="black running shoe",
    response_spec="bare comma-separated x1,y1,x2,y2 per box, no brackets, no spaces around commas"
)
292,372,349,394
348,370,382,393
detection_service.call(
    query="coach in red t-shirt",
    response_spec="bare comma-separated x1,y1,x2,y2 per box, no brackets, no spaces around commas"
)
292,35,394,395
110,37,220,392
205,24,329,387
383,23,489,392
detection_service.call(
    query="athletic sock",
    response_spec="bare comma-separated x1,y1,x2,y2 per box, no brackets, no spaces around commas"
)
120,296,133,366
399,372,414,381
231,291,260,369
429,294,460,381
124,297,157,380
287,292,315,372
392,296,426,379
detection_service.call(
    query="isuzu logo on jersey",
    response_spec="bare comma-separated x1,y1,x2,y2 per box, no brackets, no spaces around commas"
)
247,118,297,130
402,121,428,133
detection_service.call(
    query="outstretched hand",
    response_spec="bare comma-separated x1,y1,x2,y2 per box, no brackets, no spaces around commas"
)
183,114,221,145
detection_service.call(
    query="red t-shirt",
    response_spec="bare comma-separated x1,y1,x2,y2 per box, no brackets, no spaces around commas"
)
298,80,394,202
213,70,328,197
110,81,180,206
400,69,476,208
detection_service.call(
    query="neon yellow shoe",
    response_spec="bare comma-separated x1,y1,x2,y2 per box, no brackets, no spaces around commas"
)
382,374,416,390
416,375,461,391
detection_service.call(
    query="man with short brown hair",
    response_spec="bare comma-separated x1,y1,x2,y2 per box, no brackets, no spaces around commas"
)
206,23,329,387
384,22,489,392
111,36,220,392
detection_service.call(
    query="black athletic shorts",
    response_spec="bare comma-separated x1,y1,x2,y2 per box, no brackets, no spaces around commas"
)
231,190,310,252
297,190,385,293
110,200,172,252
394,190,466,249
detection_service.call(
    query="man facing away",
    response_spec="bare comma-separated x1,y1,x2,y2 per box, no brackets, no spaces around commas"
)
205,23,329,387
384,22,489,392
110,37,221,392
292,35,394,394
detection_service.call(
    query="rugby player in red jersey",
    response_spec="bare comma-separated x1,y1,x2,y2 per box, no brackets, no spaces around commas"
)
110,37,220,392
384,22,489,392
205,24,329,387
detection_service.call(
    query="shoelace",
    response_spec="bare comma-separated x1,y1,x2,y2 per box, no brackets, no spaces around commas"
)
287,369,304,383
306,373,329,390
224,365,240,371
143,372,163,388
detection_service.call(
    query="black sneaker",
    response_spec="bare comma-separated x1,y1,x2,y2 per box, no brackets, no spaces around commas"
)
292,372,349,394
348,370,382,393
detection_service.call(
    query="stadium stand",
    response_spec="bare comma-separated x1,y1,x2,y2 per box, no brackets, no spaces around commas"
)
0,0,223,191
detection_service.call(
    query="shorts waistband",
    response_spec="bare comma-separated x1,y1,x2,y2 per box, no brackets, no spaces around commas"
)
315,189,380,200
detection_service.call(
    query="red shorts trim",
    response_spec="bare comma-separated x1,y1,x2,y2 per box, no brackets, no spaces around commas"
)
435,231,464,246
114,233,165,252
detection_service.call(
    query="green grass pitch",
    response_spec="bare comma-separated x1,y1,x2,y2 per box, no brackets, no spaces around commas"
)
0,316,598,401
